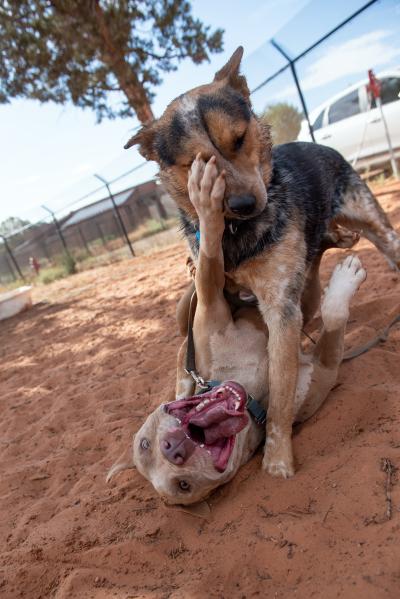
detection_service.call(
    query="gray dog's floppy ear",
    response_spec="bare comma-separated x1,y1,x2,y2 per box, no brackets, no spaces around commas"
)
106,436,136,483
124,124,157,161
106,460,134,483
213,46,249,97
165,500,211,520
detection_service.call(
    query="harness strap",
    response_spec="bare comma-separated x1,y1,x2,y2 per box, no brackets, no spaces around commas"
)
185,290,209,388
184,290,196,375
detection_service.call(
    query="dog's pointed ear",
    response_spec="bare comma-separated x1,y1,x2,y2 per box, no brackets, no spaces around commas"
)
124,123,157,161
214,46,243,81
214,46,249,97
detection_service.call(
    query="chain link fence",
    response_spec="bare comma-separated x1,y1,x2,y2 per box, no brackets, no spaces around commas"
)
2,0,399,286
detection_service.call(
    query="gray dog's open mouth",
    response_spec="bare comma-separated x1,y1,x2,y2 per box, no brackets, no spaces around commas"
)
165,381,248,472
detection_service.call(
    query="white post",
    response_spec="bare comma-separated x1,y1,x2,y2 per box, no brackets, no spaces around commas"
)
376,97,399,179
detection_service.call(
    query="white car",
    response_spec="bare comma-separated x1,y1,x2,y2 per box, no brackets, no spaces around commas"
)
297,69,400,170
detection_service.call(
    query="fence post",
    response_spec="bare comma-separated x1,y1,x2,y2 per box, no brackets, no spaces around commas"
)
78,226,92,254
0,234,25,281
41,205,76,267
39,238,51,261
95,221,107,247
4,253,17,281
94,174,135,257
270,39,316,143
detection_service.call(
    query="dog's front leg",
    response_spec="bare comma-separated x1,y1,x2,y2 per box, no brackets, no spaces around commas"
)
258,295,302,477
233,227,306,478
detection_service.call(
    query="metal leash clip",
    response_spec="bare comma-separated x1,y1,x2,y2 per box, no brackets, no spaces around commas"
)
185,369,210,390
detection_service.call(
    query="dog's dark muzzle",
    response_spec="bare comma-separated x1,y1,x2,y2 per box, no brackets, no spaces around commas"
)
227,195,256,216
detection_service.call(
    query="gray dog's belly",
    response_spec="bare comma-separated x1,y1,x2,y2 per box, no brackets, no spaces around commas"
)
208,320,268,401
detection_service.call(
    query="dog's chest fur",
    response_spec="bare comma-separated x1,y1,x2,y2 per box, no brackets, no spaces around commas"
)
181,142,353,270
208,319,268,401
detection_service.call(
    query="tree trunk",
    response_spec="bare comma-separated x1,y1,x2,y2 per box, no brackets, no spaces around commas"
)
93,1,154,124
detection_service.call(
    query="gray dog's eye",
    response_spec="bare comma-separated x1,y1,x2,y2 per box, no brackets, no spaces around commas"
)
140,438,150,450
178,480,191,492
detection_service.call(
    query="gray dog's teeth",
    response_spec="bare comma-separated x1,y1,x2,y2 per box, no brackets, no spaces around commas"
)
226,384,240,401
196,398,212,412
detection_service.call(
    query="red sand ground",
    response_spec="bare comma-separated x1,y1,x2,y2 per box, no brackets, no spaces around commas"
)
1,181,400,599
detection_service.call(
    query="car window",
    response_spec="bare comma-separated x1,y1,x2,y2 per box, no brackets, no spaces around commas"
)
313,110,324,130
328,90,360,124
369,77,400,108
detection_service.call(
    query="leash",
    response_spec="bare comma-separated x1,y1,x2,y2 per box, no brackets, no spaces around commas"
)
184,289,267,425
184,290,210,389
343,312,400,361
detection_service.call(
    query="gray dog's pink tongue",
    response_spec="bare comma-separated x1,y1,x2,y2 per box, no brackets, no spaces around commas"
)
165,381,249,472
188,403,240,428
203,415,248,444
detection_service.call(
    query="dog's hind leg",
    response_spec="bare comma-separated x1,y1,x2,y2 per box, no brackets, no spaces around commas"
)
336,173,400,270
302,226,360,326
295,254,367,423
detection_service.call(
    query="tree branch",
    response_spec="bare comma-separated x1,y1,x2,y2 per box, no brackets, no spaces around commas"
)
92,0,154,123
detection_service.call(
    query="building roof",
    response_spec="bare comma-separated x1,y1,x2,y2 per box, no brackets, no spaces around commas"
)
60,180,158,229
61,187,134,229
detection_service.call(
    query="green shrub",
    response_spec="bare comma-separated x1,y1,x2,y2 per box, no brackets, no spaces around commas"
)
39,266,67,285
146,218,164,234
73,249,90,263
62,253,76,274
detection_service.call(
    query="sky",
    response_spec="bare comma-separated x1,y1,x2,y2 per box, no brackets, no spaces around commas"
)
1,0,400,228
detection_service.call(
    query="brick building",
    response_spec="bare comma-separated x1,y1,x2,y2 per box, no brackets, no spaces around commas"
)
0,180,177,281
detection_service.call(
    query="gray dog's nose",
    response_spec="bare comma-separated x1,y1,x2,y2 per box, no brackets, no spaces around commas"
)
160,429,196,465
227,195,256,216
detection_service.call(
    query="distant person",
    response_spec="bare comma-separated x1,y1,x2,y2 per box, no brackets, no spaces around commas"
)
29,256,40,276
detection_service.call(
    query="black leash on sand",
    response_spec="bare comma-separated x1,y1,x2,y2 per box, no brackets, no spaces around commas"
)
342,313,400,361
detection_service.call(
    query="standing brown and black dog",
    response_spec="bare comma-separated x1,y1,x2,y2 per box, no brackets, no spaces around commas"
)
125,47,400,479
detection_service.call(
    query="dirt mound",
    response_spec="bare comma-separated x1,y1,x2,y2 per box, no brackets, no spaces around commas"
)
1,181,400,599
